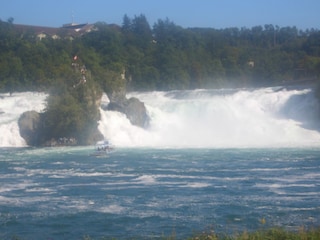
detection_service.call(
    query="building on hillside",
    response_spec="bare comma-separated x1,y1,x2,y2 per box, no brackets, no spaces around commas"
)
13,23,96,40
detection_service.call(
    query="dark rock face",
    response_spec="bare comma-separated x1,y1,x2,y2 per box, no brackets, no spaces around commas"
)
107,97,149,128
18,110,41,146
103,72,150,128
78,125,104,146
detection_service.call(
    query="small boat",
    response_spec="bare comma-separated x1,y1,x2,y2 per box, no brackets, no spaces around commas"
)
91,140,114,157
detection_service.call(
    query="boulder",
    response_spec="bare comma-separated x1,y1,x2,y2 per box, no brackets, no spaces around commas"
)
107,97,149,128
102,70,149,128
18,110,41,146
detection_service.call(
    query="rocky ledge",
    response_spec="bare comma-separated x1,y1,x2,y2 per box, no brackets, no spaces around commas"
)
105,89,149,128
18,111,42,146
18,90,149,147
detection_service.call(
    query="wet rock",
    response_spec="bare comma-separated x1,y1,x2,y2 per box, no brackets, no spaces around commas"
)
18,110,41,146
107,96,149,128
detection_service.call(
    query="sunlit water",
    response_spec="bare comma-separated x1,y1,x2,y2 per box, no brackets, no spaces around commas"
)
1,147,320,239
1,87,320,148
1,87,320,239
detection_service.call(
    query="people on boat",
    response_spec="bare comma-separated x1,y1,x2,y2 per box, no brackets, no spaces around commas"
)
97,145,109,151
95,140,114,152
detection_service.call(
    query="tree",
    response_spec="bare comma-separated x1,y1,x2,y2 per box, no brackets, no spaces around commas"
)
41,79,103,145
0,18,319,93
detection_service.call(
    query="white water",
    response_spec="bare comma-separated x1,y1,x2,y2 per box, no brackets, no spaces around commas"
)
99,87,320,148
1,87,320,148
0,92,47,147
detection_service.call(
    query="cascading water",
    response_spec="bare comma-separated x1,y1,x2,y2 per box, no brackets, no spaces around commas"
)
1,87,320,148
0,92,47,147
99,87,320,148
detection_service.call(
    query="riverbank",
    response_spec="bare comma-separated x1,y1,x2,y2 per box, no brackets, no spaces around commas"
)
4,226,320,240
187,226,320,240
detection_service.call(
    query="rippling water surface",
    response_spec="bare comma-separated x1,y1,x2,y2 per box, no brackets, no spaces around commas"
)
0,147,320,239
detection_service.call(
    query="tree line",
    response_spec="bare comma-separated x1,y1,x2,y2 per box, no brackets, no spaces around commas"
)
0,15,320,93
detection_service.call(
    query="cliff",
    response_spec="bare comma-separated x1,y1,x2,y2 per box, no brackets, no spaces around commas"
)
18,81,149,147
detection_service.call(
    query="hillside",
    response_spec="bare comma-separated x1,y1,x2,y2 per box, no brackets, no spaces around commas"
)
0,15,319,93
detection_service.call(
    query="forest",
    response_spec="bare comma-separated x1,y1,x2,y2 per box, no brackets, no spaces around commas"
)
0,14,320,93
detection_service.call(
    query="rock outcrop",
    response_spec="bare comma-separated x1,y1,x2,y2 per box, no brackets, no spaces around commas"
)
18,110,41,146
18,73,149,146
107,96,149,128
105,82,149,128
100,69,150,128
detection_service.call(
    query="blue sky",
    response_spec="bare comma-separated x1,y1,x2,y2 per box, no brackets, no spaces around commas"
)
1,0,319,30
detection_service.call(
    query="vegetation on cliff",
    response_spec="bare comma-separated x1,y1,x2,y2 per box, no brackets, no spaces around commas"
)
41,79,103,145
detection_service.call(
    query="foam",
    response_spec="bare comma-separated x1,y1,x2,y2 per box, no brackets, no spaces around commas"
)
2,88,320,148
134,175,157,184
0,92,47,147
24,187,56,193
100,88,320,148
98,204,125,214
185,182,211,188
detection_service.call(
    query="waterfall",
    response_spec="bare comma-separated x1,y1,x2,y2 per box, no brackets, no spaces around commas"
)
99,87,320,148
1,87,320,148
